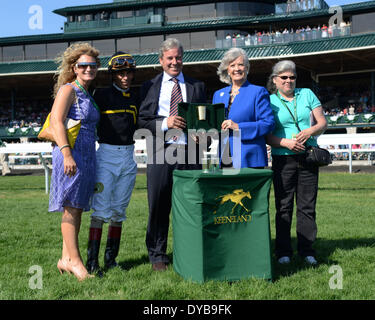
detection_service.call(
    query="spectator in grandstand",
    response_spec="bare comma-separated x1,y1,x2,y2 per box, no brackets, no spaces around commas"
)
86,52,139,275
266,60,327,266
321,24,328,38
49,42,100,281
213,47,274,168
349,104,355,115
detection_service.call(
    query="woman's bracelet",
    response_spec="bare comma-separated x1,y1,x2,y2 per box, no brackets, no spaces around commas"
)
59,144,70,152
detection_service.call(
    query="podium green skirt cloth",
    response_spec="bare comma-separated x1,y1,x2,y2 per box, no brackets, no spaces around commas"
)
172,168,273,282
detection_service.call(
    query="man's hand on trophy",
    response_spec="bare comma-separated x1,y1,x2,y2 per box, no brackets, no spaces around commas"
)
167,115,186,129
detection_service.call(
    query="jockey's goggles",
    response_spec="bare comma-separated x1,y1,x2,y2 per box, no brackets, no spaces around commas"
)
108,54,136,71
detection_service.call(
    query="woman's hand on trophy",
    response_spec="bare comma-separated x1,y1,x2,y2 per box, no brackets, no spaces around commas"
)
221,119,239,130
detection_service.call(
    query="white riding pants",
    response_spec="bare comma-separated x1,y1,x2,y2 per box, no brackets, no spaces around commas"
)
91,143,137,223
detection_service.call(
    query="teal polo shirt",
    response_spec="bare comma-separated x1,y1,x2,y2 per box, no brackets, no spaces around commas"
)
270,88,321,156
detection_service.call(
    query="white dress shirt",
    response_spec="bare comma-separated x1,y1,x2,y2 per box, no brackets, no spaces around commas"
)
158,71,187,143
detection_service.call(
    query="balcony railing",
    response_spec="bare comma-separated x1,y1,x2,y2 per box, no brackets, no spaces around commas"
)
216,26,351,49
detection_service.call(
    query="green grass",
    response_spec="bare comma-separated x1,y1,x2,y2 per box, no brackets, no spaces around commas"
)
0,171,374,300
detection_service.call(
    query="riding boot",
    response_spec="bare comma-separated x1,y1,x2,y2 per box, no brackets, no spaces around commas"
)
86,227,102,274
104,224,122,269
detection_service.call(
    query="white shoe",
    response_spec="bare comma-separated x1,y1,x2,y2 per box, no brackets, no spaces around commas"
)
278,256,291,264
305,256,317,265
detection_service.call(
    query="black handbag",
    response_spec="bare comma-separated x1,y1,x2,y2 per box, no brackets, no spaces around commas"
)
305,145,332,167
276,93,331,167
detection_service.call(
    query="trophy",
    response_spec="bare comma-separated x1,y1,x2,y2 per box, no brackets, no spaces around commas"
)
177,102,224,132
197,105,206,121
178,102,224,173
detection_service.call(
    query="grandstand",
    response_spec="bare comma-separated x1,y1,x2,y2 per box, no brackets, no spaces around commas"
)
0,0,375,167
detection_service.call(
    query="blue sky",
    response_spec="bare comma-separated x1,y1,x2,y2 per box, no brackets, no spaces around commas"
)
0,0,370,38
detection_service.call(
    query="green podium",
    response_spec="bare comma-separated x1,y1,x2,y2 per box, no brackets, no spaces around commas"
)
172,168,273,283
178,102,225,132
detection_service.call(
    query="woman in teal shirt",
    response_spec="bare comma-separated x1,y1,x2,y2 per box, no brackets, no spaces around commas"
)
266,60,327,266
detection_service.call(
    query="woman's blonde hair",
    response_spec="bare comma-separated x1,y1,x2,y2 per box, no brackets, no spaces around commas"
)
53,42,100,97
217,48,250,85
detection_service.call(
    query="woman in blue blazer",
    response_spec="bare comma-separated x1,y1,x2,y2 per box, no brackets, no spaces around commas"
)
212,48,275,168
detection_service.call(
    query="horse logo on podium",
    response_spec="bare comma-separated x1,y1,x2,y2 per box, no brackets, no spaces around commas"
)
213,189,252,224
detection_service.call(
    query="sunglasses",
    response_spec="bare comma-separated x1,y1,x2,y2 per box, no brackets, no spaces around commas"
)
75,62,98,69
278,75,297,80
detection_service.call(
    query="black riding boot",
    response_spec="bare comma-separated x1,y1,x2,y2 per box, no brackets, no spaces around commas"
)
86,227,102,274
104,225,122,269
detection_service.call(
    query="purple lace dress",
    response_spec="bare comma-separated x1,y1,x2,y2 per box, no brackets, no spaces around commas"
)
49,83,100,212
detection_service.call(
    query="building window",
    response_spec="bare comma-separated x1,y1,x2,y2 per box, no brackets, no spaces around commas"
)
92,39,116,56
140,35,164,54
47,43,68,59
216,2,273,17
3,45,24,62
191,31,215,49
167,33,190,50
117,10,133,18
117,37,140,54
352,12,375,34
166,4,215,22
165,6,189,22
190,3,215,19
77,15,85,22
25,44,46,60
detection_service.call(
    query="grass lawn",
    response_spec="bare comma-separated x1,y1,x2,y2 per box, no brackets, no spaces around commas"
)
0,171,374,301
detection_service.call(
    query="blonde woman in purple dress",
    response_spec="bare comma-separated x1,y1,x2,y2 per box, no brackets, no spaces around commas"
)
49,43,100,281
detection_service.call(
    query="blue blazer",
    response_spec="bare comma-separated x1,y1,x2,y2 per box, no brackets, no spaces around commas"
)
212,80,274,168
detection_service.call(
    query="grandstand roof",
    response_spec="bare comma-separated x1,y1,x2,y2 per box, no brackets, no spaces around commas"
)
1,1,375,45
53,0,282,16
1,33,375,76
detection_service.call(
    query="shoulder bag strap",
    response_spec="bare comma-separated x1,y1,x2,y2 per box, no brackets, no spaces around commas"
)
64,83,82,120
276,90,301,132
74,80,100,115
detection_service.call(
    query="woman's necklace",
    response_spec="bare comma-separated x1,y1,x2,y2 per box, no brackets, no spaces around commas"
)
230,88,240,99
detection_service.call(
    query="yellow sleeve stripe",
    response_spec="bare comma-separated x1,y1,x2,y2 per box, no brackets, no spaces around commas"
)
126,110,136,124
101,106,137,124
129,105,137,114
101,109,126,114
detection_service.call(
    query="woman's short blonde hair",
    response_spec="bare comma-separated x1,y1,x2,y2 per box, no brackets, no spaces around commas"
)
266,60,296,94
217,48,250,85
53,42,100,97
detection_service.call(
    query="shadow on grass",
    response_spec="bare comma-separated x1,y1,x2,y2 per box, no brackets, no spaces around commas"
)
272,237,375,281
118,254,149,271
319,187,375,191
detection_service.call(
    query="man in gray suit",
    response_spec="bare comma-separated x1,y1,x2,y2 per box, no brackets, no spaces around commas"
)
138,38,206,271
